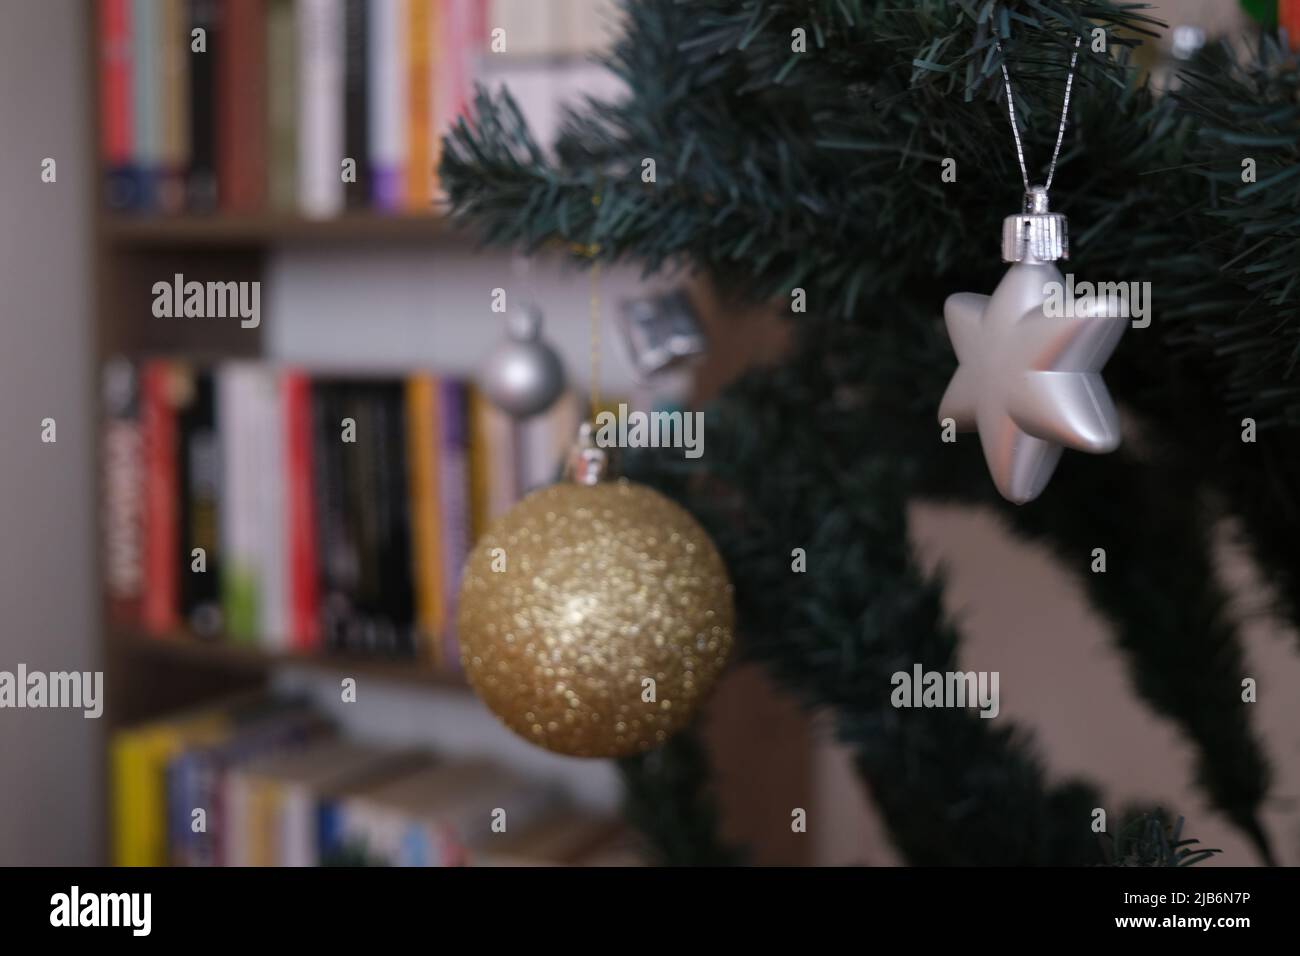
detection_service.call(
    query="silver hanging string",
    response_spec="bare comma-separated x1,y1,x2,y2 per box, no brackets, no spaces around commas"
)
995,34,1081,194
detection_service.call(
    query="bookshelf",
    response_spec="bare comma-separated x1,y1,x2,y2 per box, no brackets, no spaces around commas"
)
114,627,463,688
92,209,475,718
102,211,453,247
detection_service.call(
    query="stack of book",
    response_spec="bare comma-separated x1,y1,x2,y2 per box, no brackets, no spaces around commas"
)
101,358,583,666
113,694,636,866
96,0,487,217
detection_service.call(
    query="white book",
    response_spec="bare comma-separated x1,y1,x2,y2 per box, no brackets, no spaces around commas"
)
253,369,290,647
218,365,261,643
368,0,407,211
298,0,346,218
278,783,314,867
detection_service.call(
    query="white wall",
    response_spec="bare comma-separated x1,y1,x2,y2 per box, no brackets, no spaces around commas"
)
0,0,98,865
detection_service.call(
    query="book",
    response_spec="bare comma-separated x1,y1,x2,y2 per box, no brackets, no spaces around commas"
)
115,360,540,657
220,0,268,211
332,760,558,866
405,375,443,648
165,694,321,865
373,382,417,655
469,384,519,533
404,0,434,212
187,0,221,210
312,380,359,653
99,0,138,210
298,0,346,218
436,0,480,188
103,358,144,626
266,0,299,211
131,0,162,210
437,379,471,667
142,361,181,634
232,740,425,865
103,0,494,217
343,0,371,207
113,704,233,865
367,0,406,211
343,385,378,653
217,364,260,642
285,370,322,651
176,367,223,638
158,0,191,213
252,367,290,647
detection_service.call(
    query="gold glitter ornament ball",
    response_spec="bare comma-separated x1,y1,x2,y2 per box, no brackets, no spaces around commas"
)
456,478,734,758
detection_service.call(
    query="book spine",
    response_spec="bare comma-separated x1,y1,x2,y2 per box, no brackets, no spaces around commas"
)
348,388,381,653
99,0,138,210
188,0,220,210
480,384,519,522
285,371,322,650
298,0,345,218
267,0,299,210
194,751,220,865
435,0,475,192
405,375,442,653
404,0,432,212
103,358,144,626
218,365,259,643
376,383,416,656
131,0,161,210
437,379,471,669
312,383,352,653
158,0,191,213
257,368,290,648
367,0,406,211
220,0,267,212
179,368,223,637
466,385,490,543
142,361,180,635
343,0,370,208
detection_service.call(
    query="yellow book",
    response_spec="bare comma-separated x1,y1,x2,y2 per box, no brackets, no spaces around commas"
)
405,0,434,212
111,713,229,866
406,375,444,650
250,778,281,867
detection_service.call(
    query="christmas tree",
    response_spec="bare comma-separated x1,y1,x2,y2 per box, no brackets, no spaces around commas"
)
440,1,1298,865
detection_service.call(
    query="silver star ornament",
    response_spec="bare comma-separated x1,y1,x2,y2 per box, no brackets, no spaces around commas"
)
939,188,1127,504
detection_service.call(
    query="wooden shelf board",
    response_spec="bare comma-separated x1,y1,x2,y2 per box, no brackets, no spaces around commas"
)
114,628,468,691
101,212,458,247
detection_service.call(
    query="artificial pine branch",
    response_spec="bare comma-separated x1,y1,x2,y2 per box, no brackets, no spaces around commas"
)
1102,810,1221,866
441,0,1298,864
618,729,744,866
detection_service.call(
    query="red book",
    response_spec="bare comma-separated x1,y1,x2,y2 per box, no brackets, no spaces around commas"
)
99,0,131,164
284,371,321,650
219,0,268,210
1284,1,1300,52
142,362,180,635
98,0,136,208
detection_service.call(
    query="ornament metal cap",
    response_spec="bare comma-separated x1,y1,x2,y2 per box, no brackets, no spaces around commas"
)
566,421,615,485
1001,186,1068,263
507,303,544,341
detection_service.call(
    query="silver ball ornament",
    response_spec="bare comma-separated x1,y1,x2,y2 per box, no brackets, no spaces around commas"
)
479,304,566,418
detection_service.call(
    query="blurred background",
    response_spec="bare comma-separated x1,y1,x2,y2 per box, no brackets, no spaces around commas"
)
3,0,1299,867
